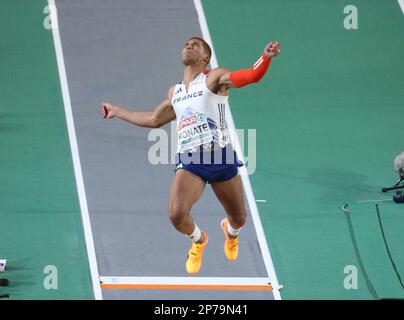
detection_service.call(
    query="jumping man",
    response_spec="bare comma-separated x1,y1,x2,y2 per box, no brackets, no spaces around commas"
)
100,37,280,274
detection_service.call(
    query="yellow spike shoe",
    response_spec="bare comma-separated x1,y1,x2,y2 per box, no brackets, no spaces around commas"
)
185,232,209,274
221,219,239,261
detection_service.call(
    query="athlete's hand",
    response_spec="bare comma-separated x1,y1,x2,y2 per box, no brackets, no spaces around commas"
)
101,103,118,119
264,41,281,58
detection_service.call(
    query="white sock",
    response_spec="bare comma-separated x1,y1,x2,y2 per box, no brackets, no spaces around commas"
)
186,224,202,243
227,222,241,237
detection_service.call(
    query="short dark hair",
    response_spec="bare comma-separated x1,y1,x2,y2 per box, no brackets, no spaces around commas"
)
189,36,211,65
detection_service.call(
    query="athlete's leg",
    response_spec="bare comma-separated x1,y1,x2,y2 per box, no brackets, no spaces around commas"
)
211,174,247,235
168,169,208,273
211,174,246,261
168,169,206,241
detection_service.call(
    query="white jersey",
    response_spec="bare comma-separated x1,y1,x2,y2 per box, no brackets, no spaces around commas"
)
171,72,231,153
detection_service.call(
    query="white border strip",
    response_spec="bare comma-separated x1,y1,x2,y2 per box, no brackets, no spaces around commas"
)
357,199,393,203
398,0,404,14
193,0,282,300
100,276,270,286
48,0,102,300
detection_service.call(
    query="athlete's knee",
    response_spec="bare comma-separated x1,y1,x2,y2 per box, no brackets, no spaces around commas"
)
168,203,189,227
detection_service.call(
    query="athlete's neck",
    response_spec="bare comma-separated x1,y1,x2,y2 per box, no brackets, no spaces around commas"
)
182,64,204,86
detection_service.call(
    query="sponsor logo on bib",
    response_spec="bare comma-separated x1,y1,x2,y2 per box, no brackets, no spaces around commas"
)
177,111,213,152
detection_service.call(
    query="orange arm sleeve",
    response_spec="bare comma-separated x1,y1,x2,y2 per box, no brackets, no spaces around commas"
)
229,53,271,88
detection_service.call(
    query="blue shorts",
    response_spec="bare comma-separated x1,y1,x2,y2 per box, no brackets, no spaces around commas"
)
175,144,244,184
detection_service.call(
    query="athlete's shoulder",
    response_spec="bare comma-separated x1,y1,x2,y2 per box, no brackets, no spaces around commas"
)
206,67,231,77
167,85,177,100
212,66,230,71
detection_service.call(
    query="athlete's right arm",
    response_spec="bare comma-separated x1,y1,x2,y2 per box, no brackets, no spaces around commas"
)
100,86,176,128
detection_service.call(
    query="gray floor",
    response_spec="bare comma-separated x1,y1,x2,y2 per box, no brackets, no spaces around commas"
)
103,289,273,300
56,0,273,300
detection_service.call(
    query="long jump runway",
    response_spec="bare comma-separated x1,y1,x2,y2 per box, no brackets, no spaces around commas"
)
54,0,276,299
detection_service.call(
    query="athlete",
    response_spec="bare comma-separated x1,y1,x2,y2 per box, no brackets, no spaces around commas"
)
100,37,280,274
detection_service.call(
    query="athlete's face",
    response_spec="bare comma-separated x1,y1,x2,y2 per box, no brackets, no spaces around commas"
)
181,39,208,66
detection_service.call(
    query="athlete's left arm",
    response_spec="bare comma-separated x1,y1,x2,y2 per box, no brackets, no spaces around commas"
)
207,41,280,91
